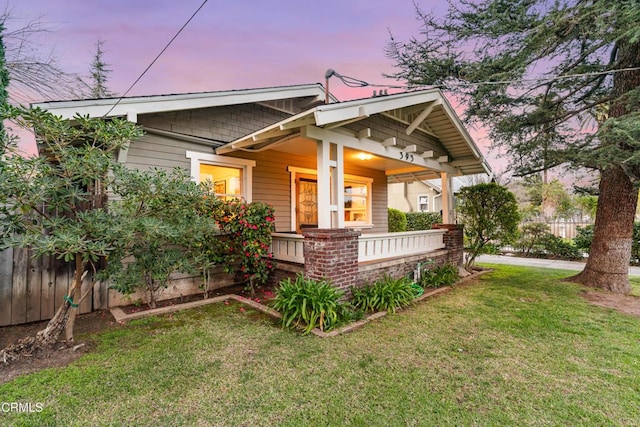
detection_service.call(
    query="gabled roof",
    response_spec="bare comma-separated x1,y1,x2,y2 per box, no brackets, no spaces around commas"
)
217,88,491,177
32,83,333,120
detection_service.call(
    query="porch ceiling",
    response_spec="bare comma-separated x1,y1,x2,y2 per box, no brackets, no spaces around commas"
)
216,89,491,179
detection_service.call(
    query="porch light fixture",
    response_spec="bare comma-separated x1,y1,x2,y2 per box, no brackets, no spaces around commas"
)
356,152,373,161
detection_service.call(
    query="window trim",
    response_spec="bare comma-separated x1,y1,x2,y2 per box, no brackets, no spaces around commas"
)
288,166,373,230
186,151,255,202
417,194,429,212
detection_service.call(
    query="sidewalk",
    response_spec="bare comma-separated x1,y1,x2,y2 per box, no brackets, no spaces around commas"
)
477,254,640,277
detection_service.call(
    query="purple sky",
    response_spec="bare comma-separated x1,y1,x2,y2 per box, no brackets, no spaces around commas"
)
6,0,497,168
8,0,435,100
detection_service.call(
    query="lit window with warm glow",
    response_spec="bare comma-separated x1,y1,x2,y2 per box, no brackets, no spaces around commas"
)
199,164,242,200
186,151,255,202
344,180,370,224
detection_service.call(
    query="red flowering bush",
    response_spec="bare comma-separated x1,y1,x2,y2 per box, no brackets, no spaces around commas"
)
217,201,275,293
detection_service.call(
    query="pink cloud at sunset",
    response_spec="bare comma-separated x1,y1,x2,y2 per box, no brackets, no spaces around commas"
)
4,0,499,170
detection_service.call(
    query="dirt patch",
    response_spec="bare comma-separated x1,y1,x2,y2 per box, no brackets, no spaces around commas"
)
582,290,640,317
0,310,122,385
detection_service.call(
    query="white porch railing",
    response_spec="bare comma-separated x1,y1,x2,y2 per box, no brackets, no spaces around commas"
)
270,232,305,264
271,229,446,265
357,229,446,263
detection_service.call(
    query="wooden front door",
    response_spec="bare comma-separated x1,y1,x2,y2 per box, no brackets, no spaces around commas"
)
295,176,318,233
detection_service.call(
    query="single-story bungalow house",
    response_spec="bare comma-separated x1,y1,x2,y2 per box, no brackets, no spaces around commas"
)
33,83,491,306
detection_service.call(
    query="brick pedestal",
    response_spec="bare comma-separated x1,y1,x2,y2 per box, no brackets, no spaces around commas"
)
432,224,464,266
302,228,361,291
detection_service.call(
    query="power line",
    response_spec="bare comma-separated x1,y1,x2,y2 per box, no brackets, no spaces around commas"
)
330,66,640,92
102,0,209,118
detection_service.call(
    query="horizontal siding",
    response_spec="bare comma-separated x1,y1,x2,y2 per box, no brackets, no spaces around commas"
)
125,133,209,172
227,150,315,232
127,129,390,233
227,150,388,233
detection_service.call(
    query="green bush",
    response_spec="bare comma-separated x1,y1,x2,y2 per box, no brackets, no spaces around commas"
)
419,263,459,288
533,233,582,260
351,275,418,313
270,275,350,334
406,212,441,231
388,208,407,232
574,225,594,253
457,183,520,268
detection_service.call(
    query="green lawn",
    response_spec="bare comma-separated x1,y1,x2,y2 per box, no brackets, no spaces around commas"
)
2,265,639,426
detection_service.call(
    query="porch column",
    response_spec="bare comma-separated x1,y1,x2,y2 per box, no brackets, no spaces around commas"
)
302,228,361,291
317,139,344,228
441,171,455,223
331,143,345,228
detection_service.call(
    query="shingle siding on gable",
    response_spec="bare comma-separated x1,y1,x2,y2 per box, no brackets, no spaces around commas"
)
138,103,291,143
345,115,448,158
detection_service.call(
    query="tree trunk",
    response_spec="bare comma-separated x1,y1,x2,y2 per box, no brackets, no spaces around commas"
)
0,255,85,364
566,166,636,293
567,38,640,293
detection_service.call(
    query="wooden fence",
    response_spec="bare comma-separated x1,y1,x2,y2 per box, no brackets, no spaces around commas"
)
0,247,108,327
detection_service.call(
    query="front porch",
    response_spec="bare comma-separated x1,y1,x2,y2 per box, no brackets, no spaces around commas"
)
271,228,447,264
270,225,463,291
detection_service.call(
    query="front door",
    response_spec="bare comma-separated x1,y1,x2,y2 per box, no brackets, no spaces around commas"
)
296,175,318,233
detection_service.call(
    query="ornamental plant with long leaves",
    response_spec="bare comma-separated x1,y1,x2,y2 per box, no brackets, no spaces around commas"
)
217,201,275,294
271,274,348,334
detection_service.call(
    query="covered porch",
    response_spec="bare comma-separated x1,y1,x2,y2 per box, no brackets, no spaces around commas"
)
215,89,489,288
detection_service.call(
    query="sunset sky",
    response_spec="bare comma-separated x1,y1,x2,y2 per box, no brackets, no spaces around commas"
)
5,0,497,166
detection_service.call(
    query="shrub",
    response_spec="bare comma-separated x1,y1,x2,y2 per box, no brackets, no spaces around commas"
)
533,233,582,260
419,263,459,288
351,275,418,313
217,201,275,293
270,275,348,334
406,212,441,231
457,183,520,268
388,208,407,232
516,222,551,257
574,225,594,253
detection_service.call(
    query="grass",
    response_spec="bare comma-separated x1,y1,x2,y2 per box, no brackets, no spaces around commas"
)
629,276,640,296
1,265,639,426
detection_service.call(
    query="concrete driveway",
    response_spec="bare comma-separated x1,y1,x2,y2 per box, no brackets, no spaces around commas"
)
477,254,640,277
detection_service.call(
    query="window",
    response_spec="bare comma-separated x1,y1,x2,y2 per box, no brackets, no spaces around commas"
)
344,180,369,223
199,164,242,200
186,151,255,201
288,166,372,230
417,195,429,212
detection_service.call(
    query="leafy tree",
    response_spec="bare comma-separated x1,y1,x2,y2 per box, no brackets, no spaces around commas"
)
457,183,520,268
89,40,114,99
523,176,576,220
0,105,143,353
388,0,640,293
576,195,598,220
518,222,550,257
103,168,221,308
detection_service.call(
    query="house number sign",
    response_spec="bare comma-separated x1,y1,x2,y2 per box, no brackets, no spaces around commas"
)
399,152,415,162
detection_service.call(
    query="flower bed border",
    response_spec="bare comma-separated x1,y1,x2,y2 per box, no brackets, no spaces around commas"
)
110,269,491,336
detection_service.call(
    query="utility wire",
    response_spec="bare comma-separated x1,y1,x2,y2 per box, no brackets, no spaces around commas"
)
331,66,640,92
102,0,209,118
